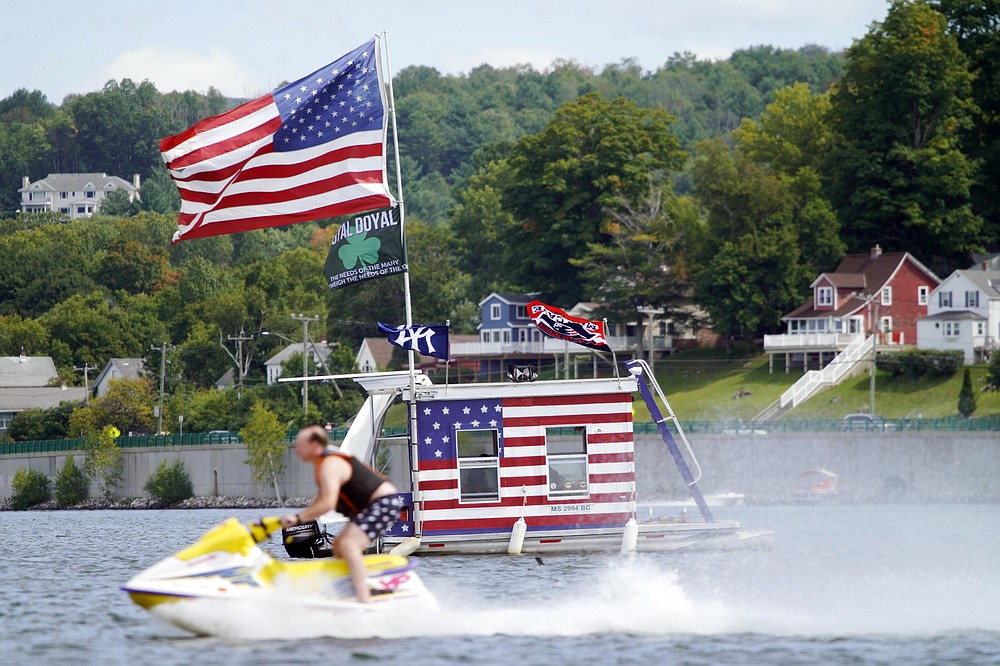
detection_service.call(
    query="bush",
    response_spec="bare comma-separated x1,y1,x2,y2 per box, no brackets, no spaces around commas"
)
958,368,977,417
144,459,193,506
877,349,963,379
11,467,50,509
54,456,89,507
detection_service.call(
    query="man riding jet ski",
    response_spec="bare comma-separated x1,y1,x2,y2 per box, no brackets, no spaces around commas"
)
121,516,436,636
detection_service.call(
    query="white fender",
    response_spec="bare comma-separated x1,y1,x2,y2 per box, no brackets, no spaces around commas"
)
507,517,527,554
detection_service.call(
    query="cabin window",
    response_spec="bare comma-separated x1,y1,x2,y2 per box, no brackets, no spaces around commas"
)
944,321,960,337
918,286,929,306
939,291,952,308
490,303,501,320
881,286,892,305
965,291,979,308
545,426,589,499
817,287,833,306
515,305,527,320
456,429,500,503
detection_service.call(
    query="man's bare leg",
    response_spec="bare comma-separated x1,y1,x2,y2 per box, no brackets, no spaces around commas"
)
334,523,373,603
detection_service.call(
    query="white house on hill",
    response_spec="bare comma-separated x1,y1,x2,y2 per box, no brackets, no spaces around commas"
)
917,267,1000,364
19,173,140,218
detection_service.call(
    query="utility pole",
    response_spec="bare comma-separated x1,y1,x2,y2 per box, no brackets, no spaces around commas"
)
73,363,92,406
150,342,172,433
869,298,880,416
291,314,320,419
222,328,254,400
637,306,664,374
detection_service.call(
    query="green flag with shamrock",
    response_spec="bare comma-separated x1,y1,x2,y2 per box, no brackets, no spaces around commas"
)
324,206,407,291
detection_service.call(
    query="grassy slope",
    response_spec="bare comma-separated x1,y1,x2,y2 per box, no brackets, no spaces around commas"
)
645,349,1000,422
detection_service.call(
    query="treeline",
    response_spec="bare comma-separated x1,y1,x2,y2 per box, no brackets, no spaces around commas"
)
0,0,997,438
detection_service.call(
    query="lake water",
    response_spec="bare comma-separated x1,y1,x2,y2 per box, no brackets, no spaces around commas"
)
1,504,999,665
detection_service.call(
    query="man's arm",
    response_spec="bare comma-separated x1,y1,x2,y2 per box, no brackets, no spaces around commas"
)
280,456,349,526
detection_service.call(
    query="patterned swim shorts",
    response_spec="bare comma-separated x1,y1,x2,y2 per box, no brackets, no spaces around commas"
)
352,494,403,542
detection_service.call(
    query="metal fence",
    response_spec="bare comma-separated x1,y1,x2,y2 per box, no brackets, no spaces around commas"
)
0,426,414,455
1,419,997,456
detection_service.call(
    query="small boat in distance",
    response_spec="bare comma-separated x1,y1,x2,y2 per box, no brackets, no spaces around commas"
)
793,468,838,504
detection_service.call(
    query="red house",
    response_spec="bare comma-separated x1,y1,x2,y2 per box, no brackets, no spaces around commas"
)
764,246,940,372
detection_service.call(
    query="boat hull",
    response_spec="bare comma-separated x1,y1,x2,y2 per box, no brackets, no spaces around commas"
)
384,519,771,555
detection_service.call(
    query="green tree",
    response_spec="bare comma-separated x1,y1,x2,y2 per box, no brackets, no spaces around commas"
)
826,0,981,262
54,456,88,507
11,467,50,509
570,186,698,329
7,402,77,441
957,367,977,416
144,459,193,506
82,424,123,501
70,377,157,437
0,315,50,356
934,0,1000,246
100,189,140,217
500,93,686,303
240,403,288,500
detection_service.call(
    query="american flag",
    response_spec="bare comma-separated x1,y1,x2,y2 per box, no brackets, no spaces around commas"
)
414,393,635,535
161,38,393,243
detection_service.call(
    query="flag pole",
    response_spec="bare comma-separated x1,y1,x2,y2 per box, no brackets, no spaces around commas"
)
381,31,421,539
605,318,621,382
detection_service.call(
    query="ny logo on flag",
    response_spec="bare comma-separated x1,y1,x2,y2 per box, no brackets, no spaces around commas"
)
377,322,450,360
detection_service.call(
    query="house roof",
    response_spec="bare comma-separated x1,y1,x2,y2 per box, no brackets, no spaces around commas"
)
920,310,986,321
477,292,534,307
265,341,336,368
0,356,58,388
832,250,939,292
954,270,1000,298
19,173,137,193
0,386,88,411
815,272,867,289
783,296,867,320
92,358,145,389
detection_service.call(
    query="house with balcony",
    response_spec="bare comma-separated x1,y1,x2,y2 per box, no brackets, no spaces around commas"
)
764,246,940,373
446,292,703,379
916,265,1000,364
19,173,140,219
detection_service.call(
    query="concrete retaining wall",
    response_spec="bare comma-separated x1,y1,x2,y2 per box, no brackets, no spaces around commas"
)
2,432,998,503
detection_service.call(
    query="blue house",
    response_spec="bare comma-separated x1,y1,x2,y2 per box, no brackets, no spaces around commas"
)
477,292,541,346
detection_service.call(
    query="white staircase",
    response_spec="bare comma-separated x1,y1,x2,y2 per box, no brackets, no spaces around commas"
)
754,335,874,420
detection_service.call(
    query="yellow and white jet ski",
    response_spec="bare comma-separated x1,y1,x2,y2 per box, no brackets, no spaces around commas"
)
122,516,436,635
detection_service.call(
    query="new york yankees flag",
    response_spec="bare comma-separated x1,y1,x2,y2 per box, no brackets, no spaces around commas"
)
377,322,450,360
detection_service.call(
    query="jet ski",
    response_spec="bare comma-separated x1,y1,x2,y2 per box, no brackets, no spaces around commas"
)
121,516,436,636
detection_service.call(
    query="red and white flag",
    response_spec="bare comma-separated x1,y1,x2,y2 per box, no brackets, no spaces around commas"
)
160,38,394,243
527,300,612,352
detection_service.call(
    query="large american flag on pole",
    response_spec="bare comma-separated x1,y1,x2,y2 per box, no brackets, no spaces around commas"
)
161,38,394,243
414,393,635,535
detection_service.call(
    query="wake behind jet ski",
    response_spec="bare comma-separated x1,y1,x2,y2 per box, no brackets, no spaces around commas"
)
122,516,436,636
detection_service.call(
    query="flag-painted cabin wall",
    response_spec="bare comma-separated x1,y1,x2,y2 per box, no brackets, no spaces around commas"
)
382,377,638,541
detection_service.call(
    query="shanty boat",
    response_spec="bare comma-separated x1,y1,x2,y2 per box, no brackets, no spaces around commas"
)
307,359,770,556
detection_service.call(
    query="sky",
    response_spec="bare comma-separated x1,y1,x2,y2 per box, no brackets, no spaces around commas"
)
2,0,893,104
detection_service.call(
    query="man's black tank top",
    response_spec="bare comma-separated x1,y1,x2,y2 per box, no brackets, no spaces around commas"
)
317,450,384,518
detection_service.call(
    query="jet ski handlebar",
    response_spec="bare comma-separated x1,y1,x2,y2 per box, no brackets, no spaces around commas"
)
248,516,283,544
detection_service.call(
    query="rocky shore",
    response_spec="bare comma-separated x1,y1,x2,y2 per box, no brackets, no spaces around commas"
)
0,496,313,511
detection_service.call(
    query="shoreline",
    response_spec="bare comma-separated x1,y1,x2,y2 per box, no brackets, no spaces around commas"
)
0,496,313,511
